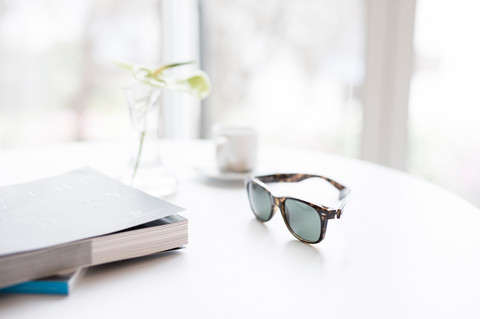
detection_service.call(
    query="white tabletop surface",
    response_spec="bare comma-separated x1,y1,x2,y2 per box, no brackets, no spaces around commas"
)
0,140,479,319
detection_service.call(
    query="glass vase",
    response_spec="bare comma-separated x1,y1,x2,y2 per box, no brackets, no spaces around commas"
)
121,84,177,197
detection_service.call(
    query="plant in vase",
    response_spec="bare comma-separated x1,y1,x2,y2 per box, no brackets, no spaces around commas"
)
116,60,211,197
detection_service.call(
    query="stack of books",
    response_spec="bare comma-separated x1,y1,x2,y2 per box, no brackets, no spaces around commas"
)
0,168,188,295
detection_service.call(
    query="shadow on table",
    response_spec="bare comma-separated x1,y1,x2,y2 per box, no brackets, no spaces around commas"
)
283,240,324,265
248,218,270,237
246,219,275,250
83,249,184,284
247,218,324,267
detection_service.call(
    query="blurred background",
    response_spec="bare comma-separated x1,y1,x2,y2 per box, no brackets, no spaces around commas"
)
0,0,479,208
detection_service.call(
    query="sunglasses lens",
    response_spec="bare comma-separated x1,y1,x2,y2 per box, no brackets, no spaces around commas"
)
284,199,321,242
248,182,272,221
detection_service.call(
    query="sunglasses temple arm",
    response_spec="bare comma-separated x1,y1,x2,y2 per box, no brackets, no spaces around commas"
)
336,188,351,218
339,188,349,200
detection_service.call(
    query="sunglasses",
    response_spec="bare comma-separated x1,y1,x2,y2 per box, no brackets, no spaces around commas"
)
245,174,351,244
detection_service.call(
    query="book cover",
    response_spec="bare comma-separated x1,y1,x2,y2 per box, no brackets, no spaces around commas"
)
0,167,185,257
0,268,87,295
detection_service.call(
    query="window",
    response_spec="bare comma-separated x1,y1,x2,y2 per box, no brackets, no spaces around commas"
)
0,0,163,148
408,0,480,207
200,0,366,157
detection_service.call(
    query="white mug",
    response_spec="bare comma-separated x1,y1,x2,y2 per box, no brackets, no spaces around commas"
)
211,124,258,173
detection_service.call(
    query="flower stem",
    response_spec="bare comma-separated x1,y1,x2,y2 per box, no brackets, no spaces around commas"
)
131,130,146,185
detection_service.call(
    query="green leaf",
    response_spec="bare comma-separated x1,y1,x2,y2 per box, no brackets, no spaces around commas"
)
153,61,195,77
113,60,134,71
132,65,154,80
185,71,211,99
116,60,211,100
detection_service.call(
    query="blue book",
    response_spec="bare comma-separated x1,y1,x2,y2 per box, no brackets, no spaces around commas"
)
0,268,87,295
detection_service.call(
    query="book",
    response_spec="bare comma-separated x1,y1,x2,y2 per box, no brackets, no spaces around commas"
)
0,168,187,289
0,247,185,295
0,268,88,295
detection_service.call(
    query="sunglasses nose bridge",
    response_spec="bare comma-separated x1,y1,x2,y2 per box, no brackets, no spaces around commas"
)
272,197,282,206
271,197,284,216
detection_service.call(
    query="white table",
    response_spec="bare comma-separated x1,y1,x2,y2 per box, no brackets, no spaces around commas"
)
1,140,479,318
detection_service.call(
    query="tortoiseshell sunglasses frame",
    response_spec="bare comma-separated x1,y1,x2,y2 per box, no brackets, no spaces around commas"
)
245,173,351,244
